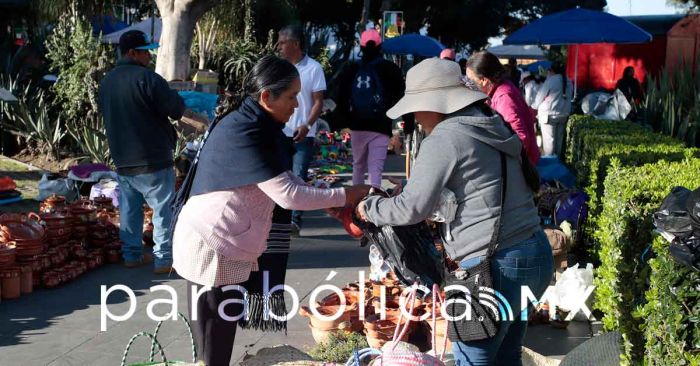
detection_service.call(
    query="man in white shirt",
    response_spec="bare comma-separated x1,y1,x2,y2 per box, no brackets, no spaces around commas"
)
278,24,326,234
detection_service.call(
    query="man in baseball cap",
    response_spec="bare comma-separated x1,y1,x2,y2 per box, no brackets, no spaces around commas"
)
99,29,183,274
118,30,159,66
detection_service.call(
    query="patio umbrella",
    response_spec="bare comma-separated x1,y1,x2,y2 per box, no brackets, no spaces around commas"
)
503,7,652,97
382,33,445,57
487,44,546,60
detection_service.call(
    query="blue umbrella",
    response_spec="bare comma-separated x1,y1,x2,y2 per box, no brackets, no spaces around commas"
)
382,34,445,57
503,8,651,98
503,7,652,45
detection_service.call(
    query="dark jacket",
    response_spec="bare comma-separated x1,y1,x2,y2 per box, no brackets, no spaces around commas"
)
98,59,185,175
336,54,405,136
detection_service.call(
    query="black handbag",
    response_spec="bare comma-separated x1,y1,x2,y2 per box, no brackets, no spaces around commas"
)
444,151,507,342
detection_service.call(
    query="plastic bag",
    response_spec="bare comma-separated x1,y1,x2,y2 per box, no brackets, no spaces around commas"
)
581,90,631,121
358,218,445,288
669,236,700,272
536,156,576,188
686,187,700,235
553,263,594,321
37,174,79,202
653,186,694,240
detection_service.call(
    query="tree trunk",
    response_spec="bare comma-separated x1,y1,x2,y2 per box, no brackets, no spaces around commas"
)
154,0,216,80
359,0,371,33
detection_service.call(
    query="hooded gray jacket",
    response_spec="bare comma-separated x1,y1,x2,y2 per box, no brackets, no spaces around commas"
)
364,107,540,263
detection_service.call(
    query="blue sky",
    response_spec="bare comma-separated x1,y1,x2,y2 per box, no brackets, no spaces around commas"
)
606,0,681,16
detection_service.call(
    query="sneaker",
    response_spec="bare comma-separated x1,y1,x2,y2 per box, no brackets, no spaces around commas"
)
291,221,301,237
153,265,173,274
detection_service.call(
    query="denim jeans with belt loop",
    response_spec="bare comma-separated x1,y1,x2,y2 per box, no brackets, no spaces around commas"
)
452,230,554,366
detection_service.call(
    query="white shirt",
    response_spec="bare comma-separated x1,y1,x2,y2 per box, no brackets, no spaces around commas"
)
533,74,573,123
283,55,326,138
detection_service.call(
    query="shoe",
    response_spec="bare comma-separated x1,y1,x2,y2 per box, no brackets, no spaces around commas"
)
291,221,301,237
153,265,173,274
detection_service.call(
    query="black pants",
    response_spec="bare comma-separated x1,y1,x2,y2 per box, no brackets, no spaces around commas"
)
188,281,245,366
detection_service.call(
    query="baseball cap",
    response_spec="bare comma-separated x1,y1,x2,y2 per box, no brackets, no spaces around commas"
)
360,29,382,47
119,30,159,53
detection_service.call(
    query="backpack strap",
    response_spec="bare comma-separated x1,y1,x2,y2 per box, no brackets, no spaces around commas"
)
485,152,508,258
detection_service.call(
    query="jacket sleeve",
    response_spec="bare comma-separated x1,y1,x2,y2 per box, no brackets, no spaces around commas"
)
148,72,186,120
532,77,552,110
364,134,457,226
492,92,529,145
258,171,346,210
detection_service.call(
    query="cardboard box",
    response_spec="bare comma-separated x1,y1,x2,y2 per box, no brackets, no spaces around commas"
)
193,70,218,85
168,81,195,92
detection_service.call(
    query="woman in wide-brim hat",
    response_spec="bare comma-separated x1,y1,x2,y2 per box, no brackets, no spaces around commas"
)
357,58,553,365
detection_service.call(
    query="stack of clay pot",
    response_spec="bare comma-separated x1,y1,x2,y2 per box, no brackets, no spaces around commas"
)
0,213,47,300
300,282,370,344
363,278,427,349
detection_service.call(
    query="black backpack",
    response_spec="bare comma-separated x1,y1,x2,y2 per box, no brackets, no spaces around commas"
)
350,58,387,121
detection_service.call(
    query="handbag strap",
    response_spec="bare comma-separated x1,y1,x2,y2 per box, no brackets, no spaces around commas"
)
485,152,508,259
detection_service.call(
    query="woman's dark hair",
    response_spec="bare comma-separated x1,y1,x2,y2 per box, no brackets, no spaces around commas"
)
623,66,634,78
466,51,506,83
215,55,299,121
551,61,568,98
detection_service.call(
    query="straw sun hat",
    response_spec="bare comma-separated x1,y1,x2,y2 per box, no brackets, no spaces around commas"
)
386,58,488,119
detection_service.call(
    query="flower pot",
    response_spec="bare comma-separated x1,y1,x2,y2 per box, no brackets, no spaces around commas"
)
299,303,358,331
1,267,21,299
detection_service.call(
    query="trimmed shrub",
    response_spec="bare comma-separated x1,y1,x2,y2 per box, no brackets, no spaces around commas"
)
639,236,700,366
594,157,700,364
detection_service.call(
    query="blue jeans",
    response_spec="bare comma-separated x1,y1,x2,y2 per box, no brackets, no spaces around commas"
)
453,230,554,366
117,168,175,268
291,137,315,224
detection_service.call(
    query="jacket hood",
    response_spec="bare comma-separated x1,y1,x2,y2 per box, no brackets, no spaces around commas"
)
437,106,522,158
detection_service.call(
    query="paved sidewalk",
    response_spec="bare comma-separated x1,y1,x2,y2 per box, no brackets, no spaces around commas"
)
0,154,592,365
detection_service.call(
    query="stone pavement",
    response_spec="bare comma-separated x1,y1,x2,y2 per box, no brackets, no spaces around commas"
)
0,154,592,365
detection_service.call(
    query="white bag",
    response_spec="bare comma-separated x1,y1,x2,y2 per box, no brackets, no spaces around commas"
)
553,263,595,321
37,174,79,202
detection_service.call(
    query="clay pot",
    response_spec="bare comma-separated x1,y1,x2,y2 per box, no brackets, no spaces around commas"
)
0,241,16,267
37,211,72,230
69,201,96,224
42,270,61,288
1,267,21,299
92,195,114,210
299,303,358,331
107,249,121,263
19,266,32,294
41,194,67,213
308,322,349,344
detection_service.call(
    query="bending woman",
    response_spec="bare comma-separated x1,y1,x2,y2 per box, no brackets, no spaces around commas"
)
172,55,370,366
357,59,553,366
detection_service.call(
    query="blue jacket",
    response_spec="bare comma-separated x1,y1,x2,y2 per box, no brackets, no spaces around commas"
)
98,59,185,174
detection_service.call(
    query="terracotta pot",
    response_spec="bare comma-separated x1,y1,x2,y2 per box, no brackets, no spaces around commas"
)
107,249,121,263
0,241,17,267
37,211,72,229
19,266,32,294
42,270,61,288
92,195,114,210
308,322,348,344
299,303,358,331
1,267,21,299
0,213,45,242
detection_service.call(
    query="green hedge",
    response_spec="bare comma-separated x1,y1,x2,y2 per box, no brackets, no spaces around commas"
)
593,157,700,364
639,236,700,366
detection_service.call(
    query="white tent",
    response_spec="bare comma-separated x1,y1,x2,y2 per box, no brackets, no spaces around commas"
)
486,44,546,60
102,17,162,44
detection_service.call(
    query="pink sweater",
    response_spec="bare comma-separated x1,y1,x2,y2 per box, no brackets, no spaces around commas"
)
173,171,346,263
488,80,540,165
